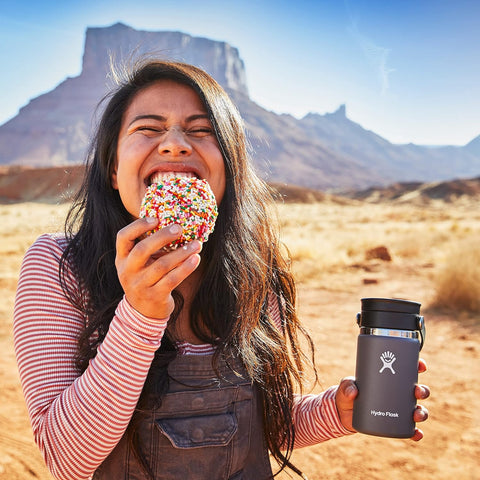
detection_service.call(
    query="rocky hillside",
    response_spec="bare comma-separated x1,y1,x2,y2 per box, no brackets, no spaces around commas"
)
345,176,480,204
1,165,479,205
0,23,479,190
0,165,84,203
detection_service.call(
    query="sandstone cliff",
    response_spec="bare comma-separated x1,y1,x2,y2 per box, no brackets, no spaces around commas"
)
0,23,248,167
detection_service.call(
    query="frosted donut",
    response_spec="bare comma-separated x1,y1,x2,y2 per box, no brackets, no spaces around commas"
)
139,176,218,249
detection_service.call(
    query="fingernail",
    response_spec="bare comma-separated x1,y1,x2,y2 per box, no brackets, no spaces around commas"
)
188,254,201,267
346,384,356,396
146,216,157,224
169,224,182,234
183,240,201,252
418,385,430,399
416,405,428,421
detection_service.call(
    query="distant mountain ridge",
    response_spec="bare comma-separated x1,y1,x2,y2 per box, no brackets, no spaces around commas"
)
465,135,480,155
0,23,478,190
2,165,479,205
297,107,480,186
344,176,480,204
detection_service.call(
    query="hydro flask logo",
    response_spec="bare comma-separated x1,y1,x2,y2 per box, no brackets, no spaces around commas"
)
379,351,396,374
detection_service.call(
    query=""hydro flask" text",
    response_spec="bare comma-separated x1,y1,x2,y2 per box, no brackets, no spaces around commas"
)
370,410,399,418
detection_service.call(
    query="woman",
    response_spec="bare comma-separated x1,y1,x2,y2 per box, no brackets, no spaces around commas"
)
14,59,429,480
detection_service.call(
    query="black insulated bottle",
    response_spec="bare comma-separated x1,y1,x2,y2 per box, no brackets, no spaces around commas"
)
352,298,426,438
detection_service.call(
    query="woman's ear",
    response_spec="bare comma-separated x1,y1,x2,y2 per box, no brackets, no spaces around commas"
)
111,167,118,189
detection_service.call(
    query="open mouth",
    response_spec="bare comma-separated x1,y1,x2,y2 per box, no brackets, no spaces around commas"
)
147,171,198,186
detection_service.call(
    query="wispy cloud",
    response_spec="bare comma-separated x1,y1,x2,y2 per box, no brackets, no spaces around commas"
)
346,17,395,96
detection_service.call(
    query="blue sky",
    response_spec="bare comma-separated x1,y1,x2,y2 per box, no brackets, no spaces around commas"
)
0,0,479,146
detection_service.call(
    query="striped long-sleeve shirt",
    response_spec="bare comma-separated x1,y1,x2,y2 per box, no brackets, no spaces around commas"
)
13,234,352,480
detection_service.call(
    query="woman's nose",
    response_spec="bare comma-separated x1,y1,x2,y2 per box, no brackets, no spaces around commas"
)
157,128,192,156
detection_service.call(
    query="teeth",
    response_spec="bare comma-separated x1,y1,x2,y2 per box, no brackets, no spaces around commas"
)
150,171,195,184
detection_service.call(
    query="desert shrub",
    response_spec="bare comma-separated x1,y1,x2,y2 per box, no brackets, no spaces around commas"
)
431,238,480,312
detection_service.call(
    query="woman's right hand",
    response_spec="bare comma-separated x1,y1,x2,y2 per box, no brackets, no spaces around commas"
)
115,218,202,319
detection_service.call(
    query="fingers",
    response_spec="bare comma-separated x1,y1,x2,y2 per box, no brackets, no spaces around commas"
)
116,217,160,259
413,404,429,423
116,219,201,284
336,378,430,439
337,376,358,404
117,219,184,265
413,361,430,441
120,244,201,319
415,384,430,400
133,225,186,266
335,377,358,433
410,428,424,442
418,357,427,373
138,240,200,284
410,394,429,441
147,242,202,290
115,218,203,319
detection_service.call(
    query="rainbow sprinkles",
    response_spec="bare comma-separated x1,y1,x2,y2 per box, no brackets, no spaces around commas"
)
139,176,218,250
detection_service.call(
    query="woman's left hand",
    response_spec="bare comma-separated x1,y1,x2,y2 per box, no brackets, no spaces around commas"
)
335,358,430,441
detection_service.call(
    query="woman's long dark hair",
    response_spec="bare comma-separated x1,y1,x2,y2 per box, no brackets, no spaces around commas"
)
60,59,316,478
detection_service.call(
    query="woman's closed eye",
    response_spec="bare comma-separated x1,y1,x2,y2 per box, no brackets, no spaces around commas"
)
186,126,214,137
132,125,213,136
129,125,166,136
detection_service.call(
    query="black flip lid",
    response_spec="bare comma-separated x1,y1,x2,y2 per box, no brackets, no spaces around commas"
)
361,297,421,315
357,297,422,331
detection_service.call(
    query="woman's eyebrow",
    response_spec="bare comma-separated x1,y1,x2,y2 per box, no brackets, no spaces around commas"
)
128,113,210,127
186,114,210,122
128,114,166,127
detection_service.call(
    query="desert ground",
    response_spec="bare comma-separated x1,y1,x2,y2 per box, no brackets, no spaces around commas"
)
0,199,479,480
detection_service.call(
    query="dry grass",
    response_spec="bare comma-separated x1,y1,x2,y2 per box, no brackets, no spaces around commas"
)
276,201,480,313
1,199,479,480
430,238,480,312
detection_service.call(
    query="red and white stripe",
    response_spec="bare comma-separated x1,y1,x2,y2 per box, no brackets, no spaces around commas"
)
13,234,351,480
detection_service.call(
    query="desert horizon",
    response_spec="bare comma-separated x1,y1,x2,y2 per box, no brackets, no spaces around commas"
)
1,198,478,479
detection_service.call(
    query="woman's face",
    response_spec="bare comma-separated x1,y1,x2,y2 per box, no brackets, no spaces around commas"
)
112,79,226,218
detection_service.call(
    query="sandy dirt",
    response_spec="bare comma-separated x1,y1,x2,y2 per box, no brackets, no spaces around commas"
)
0,201,478,480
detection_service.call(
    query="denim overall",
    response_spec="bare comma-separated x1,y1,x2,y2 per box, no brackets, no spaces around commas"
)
93,352,274,479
